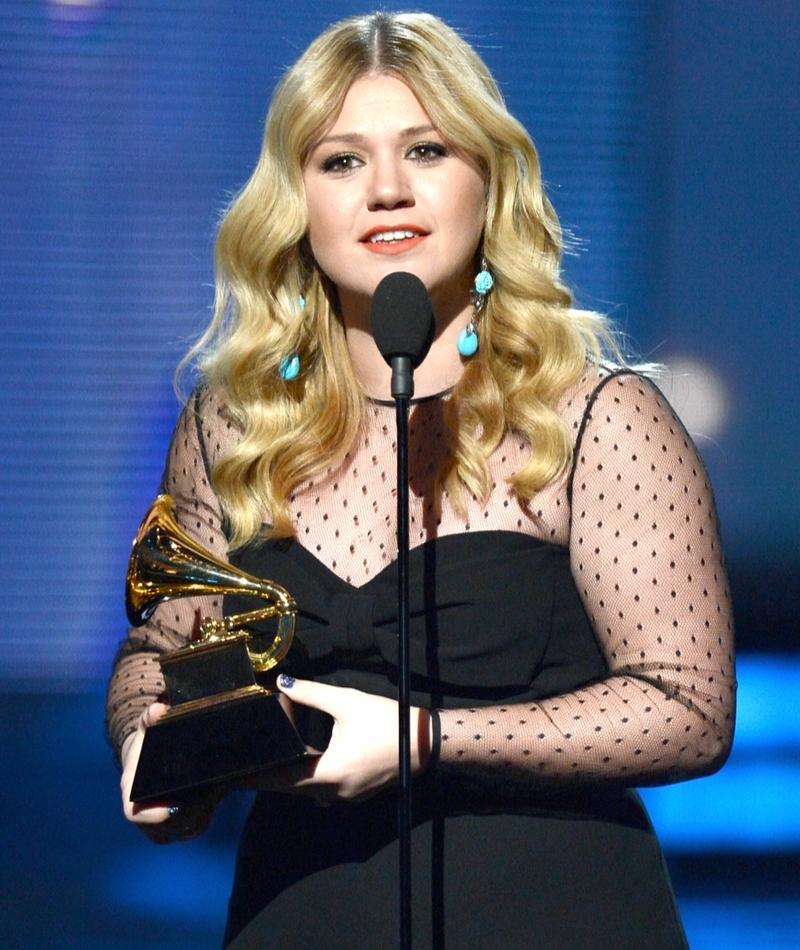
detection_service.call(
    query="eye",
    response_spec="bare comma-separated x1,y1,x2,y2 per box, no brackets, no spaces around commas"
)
320,152,363,174
407,142,448,163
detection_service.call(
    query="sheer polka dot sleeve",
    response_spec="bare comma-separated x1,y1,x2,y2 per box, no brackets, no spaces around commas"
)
105,389,237,766
436,373,736,787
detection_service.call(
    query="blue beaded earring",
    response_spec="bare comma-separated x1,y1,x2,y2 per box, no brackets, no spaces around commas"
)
278,295,305,381
457,262,493,358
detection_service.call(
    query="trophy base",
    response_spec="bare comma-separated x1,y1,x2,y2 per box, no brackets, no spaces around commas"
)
130,686,309,803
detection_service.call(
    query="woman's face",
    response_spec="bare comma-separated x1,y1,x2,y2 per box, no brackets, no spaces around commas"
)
302,73,486,320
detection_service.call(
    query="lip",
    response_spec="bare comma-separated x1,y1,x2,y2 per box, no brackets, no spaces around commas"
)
360,224,428,255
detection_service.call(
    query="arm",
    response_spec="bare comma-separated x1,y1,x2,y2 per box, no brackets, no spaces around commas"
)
106,390,234,762
106,389,238,835
435,373,735,787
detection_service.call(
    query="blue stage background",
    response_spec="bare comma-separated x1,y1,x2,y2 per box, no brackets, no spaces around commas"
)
1,1,798,947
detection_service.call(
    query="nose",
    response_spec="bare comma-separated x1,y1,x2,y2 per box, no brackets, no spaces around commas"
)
366,155,414,211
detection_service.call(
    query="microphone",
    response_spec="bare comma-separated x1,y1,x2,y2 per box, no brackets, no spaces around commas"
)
370,272,435,399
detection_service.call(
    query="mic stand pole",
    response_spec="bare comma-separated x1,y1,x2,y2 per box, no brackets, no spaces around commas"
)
391,359,413,950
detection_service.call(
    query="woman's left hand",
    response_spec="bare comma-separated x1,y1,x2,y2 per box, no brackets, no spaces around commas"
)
257,677,431,803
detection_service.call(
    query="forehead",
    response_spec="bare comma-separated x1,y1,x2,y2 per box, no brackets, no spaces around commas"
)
326,74,432,135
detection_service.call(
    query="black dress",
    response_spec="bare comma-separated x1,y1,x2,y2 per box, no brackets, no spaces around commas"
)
223,532,689,949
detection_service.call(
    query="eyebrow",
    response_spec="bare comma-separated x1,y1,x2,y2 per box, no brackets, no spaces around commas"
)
312,125,440,149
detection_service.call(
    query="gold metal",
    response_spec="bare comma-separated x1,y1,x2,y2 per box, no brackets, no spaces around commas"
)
158,683,267,719
125,494,296,672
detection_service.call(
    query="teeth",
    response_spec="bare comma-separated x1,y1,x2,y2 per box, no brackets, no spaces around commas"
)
368,230,417,243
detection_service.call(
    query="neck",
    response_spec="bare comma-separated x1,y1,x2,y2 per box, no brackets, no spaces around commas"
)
345,310,470,400
339,282,474,401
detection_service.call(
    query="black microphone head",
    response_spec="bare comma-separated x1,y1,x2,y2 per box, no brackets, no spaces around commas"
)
370,272,435,369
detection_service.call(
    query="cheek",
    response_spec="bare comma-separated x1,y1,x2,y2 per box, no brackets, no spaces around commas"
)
454,201,485,267
304,194,340,269
450,173,486,240
304,192,327,241
468,184,487,234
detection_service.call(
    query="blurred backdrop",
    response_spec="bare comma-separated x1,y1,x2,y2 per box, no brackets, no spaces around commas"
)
1,1,798,947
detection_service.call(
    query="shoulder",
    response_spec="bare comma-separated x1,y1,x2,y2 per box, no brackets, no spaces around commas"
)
179,384,243,469
558,365,677,449
566,366,713,513
161,385,243,497
561,365,703,500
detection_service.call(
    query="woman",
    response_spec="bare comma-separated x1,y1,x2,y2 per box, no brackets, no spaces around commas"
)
107,12,735,949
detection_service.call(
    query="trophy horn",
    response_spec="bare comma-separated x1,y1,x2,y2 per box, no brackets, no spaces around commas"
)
125,494,296,673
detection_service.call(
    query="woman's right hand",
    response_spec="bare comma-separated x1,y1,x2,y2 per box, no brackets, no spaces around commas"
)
120,702,218,844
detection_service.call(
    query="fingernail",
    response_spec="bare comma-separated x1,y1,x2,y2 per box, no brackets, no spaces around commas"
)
278,673,295,689
168,805,181,818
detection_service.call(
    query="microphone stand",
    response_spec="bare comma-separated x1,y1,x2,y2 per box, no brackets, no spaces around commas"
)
390,356,414,950
371,271,433,950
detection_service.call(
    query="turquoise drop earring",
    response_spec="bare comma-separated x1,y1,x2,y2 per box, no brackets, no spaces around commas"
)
279,295,305,380
279,354,300,381
457,319,478,357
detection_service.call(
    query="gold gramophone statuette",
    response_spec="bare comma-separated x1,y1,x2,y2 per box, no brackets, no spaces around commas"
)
126,494,309,803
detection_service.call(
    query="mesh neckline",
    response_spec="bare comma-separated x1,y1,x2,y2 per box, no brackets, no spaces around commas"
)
365,387,454,407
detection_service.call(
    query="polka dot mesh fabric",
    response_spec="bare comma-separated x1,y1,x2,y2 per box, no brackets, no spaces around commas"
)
106,369,735,784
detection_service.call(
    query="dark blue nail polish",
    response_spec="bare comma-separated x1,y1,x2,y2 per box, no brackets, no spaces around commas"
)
278,673,295,689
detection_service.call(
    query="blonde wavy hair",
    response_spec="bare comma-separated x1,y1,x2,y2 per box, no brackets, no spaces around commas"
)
185,11,619,548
